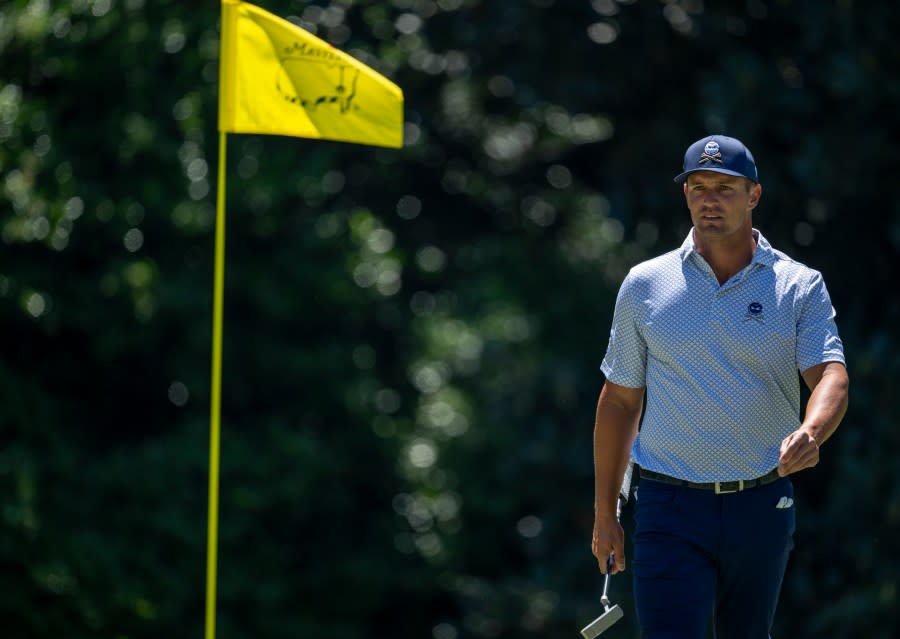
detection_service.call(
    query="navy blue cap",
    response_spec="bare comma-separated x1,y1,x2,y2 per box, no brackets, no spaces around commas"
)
673,135,759,184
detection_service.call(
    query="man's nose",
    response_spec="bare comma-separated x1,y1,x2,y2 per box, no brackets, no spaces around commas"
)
701,191,719,205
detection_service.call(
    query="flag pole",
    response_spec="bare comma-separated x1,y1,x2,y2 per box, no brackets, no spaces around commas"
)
205,128,228,639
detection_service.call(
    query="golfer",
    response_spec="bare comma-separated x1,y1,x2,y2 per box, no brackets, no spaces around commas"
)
591,135,849,638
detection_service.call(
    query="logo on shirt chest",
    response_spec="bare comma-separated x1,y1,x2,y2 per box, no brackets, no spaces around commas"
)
744,301,765,323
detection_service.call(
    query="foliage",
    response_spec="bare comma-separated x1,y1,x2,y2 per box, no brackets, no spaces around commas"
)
1,1,898,638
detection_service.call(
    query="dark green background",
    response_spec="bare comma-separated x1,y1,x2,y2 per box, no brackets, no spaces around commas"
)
2,1,897,637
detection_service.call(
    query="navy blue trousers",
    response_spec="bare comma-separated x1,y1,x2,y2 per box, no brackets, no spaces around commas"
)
632,476,795,639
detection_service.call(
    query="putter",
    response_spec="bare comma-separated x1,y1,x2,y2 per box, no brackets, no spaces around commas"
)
581,462,634,639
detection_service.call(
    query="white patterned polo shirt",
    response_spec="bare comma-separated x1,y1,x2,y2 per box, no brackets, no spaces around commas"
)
601,229,846,482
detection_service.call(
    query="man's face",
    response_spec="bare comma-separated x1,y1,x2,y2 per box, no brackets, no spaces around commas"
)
684,171,762,241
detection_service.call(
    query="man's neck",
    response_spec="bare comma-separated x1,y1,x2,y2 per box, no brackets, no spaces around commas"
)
693,229,757,285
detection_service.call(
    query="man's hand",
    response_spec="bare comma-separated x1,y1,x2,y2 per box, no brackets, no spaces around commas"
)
777,428,820,476
592,514,625,575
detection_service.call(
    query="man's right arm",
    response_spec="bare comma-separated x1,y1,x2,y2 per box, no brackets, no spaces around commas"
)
591,380,644,575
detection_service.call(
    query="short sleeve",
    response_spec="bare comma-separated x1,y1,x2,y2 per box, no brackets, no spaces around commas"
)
600,271,648,388
796,270,845,372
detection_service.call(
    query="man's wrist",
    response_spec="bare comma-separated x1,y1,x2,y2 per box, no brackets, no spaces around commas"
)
593,504,618,521
799,423,823,445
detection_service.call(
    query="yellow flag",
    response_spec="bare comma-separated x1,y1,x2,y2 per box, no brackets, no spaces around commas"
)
218,0,404,148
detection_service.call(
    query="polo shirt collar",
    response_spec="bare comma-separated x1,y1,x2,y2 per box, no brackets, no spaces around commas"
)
679,228,777,268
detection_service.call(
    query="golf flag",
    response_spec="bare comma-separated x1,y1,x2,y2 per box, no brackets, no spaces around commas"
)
218,0,404,148
207,4,403,639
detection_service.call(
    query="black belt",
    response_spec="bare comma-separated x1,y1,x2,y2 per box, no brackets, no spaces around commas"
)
640,468,781,495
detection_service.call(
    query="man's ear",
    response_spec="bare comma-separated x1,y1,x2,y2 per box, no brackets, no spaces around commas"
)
749,183,762,209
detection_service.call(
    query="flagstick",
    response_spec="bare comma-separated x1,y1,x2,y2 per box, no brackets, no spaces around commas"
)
205,129,228,639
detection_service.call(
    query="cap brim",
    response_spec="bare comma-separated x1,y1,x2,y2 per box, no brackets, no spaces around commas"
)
673,167,757,183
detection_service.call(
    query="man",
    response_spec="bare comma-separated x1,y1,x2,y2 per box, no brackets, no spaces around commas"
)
591,135,849,638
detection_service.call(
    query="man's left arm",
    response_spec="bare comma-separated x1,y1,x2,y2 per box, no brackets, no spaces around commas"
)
778,361,850,476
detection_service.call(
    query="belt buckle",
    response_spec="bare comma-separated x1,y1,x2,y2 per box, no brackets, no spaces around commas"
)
714,479,744,494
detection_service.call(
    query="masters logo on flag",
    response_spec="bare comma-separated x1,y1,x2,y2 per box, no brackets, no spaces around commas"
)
218,0,404,148
276,41,360,114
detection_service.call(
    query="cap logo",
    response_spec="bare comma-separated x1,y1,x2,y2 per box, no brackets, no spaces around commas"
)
699,140,722,165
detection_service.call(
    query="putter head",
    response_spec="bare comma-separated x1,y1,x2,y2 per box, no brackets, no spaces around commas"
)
580,604,623,639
